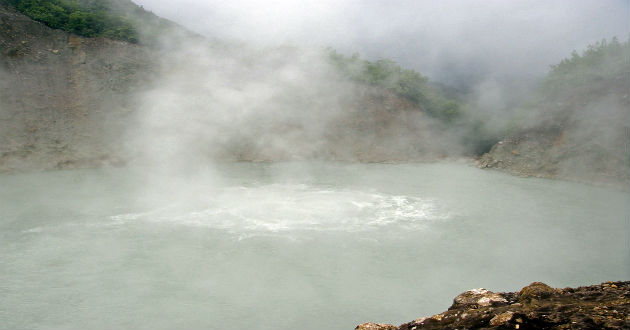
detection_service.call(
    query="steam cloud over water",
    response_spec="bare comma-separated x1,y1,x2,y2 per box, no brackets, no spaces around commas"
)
127,41,462,176
133,0,629,85
1,163,628,330
1,2,630,329
120,0,629,183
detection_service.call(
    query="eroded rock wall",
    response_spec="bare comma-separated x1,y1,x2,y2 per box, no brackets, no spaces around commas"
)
0,4,152,172
0,4,459,172
478,93,630,188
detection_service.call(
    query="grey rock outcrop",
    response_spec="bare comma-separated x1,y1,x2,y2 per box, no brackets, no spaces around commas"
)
449,288,508,310
1,4,458,172
0,4,153,172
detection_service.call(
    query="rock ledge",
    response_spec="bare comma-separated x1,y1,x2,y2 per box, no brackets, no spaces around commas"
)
356,281,630,330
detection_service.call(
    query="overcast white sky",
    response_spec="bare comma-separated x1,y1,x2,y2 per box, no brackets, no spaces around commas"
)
133,0,629,85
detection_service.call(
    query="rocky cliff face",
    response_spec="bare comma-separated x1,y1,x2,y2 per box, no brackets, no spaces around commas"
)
478,39,630,188
1,5,458,172
357,281,630,330
0,4,151,172
478,109,629,189
478,90,630,189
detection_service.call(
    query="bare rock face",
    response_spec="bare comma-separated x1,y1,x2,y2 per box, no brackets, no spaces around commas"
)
355,322,397,330
478,74,630,189
477,128,562,179
0,4,153,172
1,4,455,172
359,281,630,330
489,311,514,326
449,288,508,310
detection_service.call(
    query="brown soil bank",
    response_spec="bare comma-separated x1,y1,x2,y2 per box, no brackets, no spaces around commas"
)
357,281,630,330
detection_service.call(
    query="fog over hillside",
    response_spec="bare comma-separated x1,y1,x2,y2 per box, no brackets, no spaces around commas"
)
133,0,629,87
1,3,630,330
124,0,630,187
1,0,628,186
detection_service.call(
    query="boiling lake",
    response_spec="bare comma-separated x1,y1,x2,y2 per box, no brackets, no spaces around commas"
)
1,162,628,330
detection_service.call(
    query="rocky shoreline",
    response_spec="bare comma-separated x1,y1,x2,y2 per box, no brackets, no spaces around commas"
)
356,281,630,330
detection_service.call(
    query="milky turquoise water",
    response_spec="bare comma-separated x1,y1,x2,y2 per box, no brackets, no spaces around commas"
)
1,162,628,330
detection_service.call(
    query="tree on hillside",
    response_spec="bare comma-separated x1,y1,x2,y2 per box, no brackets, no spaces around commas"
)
327,49,463,124
5,0,139,42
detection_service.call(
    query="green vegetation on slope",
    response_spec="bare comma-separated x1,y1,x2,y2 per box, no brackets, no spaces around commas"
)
2,0,140,42
326,49,507,156
1,0,183,44
511,36,630,131
480,37,630,182
541,36,629,104
470,37,629,157
327,49,463,124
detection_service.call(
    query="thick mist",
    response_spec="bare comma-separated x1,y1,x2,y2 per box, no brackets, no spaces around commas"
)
2,163,629,330
2,0,628,186
126,0,628,156
2,3,630,329
114,0,630,193
133,0,629,86
126,38,463,174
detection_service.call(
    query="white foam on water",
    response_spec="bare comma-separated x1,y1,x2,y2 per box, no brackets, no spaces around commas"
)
108,184,451,234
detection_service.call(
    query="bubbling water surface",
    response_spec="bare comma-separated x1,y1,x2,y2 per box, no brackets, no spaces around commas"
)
1,162,628,330
110,184,450,233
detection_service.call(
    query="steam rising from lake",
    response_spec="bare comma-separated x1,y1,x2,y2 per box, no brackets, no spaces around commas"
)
1,163,628,329
126,41,460,176
1,2,629,330
134,0,629,86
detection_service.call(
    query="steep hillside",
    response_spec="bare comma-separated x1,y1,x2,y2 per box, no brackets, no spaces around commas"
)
479,38,630,187
0,3,153,171
0,4,462,172
0,0,191,44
